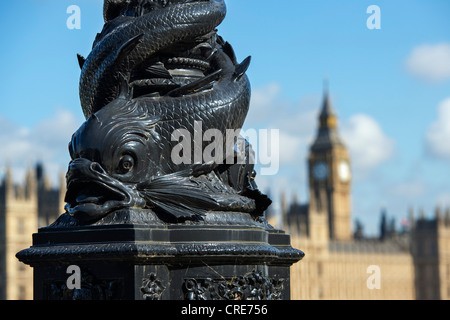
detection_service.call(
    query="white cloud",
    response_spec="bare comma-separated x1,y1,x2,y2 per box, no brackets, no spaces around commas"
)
245,83,318,168
434,192,450,209
246,83,398,226
388,181,427,198
244,83,320,209
247,83,283,122
341,114,395,175
405,43,450,83
247,83,396,183
277,131,304,165
0,108,81,186
425,97,450,160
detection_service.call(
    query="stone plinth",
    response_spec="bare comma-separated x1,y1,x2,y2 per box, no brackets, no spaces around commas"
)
16,209,303,300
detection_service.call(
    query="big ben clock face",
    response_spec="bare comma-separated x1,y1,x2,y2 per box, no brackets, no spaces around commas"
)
313,162,329,181
338,160,351,182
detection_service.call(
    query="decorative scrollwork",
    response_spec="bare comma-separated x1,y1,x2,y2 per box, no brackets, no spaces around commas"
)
141,273,166,300
46,270,122,300
183,271,284,300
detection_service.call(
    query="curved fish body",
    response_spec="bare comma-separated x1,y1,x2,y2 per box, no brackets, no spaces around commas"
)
79,0,227,119
66,41,264,223
66,0,272,224
75,44,251,175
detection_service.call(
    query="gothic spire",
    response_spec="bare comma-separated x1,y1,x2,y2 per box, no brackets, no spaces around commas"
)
320,78,335,119
311,79,344,151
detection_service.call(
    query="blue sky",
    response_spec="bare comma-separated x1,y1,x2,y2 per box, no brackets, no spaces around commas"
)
0,0,449,236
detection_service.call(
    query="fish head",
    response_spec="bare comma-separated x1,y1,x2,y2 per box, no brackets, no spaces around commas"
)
65,99,160,222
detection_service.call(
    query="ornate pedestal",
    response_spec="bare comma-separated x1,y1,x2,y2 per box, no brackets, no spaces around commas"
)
14,0,306,302
16,210,303,300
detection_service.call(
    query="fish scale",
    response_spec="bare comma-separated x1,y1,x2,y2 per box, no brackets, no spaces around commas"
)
87,48,251,178
80,0,227,118
65,0,267,222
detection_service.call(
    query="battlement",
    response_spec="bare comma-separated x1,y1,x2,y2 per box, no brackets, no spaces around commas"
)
410,207,450,231
0,168,36,202
0,164,65,228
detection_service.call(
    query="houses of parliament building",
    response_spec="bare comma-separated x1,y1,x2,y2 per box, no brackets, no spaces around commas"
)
277,89,450,300
1,89,450,300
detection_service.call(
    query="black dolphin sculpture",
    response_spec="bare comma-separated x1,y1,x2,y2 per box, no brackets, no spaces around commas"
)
64,0,271,224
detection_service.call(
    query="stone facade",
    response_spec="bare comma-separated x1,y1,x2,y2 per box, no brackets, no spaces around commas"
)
272,89,450,300
0,165,64,300
3,88,450,300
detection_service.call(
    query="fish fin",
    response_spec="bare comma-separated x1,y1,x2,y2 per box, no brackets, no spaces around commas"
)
223,41,237,64
77,54,86,70
191,162,219,178
137,172,218,220
206,48,218,61
233,56,251,81
92,33,102,48
117,72,132,100
242,187,273,218
167,69,222,97
145,62,172,79
115,33,144,64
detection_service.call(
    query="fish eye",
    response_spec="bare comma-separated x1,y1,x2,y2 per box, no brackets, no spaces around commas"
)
118,154,135,174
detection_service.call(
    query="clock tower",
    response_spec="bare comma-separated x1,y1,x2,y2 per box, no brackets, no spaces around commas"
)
308,86,352,241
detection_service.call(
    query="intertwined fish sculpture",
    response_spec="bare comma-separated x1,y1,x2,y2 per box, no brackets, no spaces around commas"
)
64,0,271,224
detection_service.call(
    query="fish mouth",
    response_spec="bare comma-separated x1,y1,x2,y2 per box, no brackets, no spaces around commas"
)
64,158,146,223
104,0,213,22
